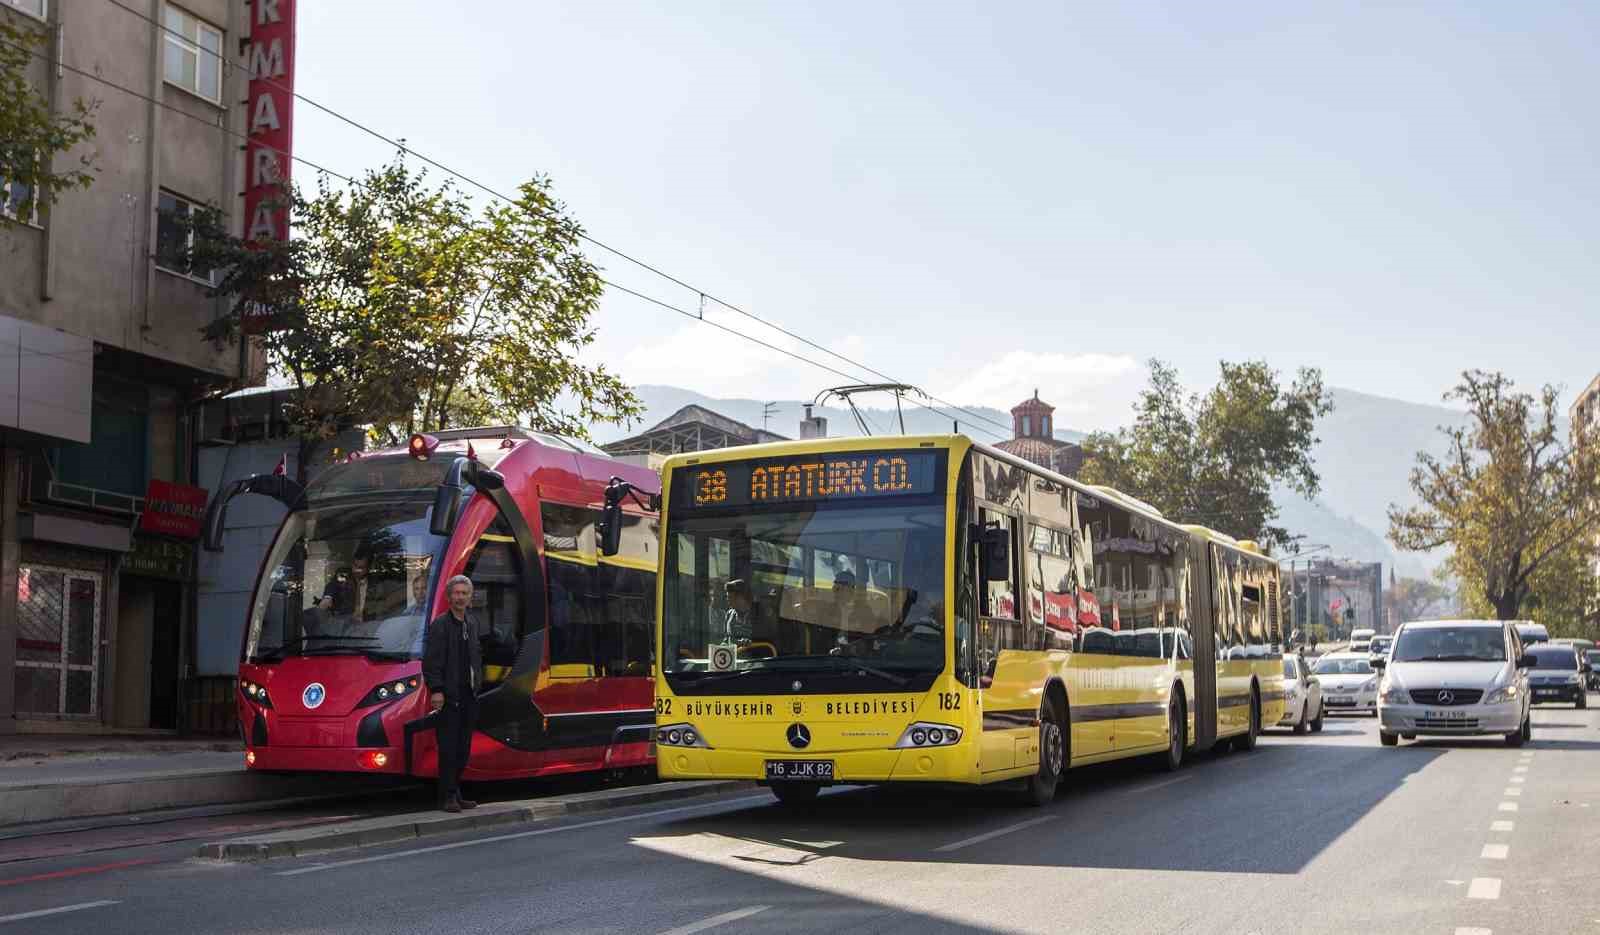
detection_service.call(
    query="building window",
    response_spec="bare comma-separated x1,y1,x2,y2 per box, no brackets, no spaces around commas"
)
1021,416,1031,437
162,5,223,103
0,176,39,226
155,191,214,283
1042,416,1051,436
3,0,47,20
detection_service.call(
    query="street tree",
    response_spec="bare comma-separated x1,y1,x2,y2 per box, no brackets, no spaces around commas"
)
1079,359,1334,550
195,156,640,479
1384,576,1451,624
0,15,97,215
1388,370,1600,621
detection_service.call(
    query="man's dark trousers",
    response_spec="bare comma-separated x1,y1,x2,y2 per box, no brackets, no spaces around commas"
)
436,696,478,806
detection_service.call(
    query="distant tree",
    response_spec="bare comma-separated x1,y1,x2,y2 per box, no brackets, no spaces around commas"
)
0,15,97,216
1080,359,1334,550
194,155,640,478
1388,370,1600,621
1385,576,1450,624
1450,538,1596,636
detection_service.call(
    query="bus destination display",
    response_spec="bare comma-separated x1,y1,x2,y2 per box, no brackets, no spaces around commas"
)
675,450,941,510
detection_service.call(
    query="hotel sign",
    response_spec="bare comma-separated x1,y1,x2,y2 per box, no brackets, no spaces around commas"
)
241,0,297,333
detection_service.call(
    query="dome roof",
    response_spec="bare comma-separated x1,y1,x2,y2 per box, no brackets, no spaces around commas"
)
1010,389,1054,416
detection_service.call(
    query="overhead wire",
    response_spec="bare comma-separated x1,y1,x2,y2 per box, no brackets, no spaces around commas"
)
95,0,1019,442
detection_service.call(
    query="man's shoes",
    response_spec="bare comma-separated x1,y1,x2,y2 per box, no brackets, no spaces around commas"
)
441,799,462,813
455,797,478,809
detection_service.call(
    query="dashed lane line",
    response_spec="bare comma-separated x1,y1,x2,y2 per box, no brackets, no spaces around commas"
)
1480,844,1508,860
1490,820,1513,832
1504,788,1522,797
1509,776,1525,784
934,815,1057,853
1454,928,1491,935
0,901,119,925
657,905,771,935
1497,802,1518,812
1467,878,1502,900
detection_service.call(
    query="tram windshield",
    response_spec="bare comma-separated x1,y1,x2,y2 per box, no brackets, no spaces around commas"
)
243,499,445,662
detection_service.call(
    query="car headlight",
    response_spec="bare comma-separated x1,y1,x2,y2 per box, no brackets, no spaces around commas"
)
1380,679,1408,704
1484,684,1519,704
655,722,711,748
1361,676,1379,693
1566,673,1582,685
893,721,964,748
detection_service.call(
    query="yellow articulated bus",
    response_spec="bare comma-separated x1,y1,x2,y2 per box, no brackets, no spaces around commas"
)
647,434,1287,806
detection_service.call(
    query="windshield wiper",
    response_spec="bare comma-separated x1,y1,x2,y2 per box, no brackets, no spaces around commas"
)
675,667,764,683
766,654,912,687
253,635,380,661
1405,654,1502,662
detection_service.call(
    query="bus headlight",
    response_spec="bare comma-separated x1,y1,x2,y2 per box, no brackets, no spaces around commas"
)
655,723,710,748
894,722,963,748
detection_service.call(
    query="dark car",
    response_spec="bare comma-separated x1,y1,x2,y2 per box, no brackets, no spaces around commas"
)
1526,644,1588,708
1587,650,1600,692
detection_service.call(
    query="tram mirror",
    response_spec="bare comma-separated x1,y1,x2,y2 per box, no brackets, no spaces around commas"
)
980,526,1010,581
598,501,623,557
201,494,230,552
430,483,463,537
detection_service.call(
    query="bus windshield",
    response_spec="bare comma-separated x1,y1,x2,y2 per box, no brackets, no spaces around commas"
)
244,499,446,663
661,503,946,684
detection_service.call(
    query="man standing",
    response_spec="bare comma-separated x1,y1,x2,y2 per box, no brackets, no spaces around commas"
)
423,574,482,813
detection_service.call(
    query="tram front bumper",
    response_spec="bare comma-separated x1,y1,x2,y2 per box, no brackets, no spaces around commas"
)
245,744,407,774
658,744,978,784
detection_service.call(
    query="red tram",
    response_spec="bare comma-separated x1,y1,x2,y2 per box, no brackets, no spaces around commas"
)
204,427,660,780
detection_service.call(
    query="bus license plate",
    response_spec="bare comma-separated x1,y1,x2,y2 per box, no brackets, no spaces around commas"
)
1424,709,1469,720
765,760,834,782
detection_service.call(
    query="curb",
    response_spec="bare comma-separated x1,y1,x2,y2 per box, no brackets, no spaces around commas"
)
0,769,407,828
197,779,755,862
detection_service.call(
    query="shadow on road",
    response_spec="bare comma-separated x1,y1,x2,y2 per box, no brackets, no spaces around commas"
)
635,735,1445,876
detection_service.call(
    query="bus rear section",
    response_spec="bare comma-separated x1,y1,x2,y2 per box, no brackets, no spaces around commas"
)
215,427,658,781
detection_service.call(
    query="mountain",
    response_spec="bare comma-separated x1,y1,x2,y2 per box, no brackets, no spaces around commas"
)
597,384,1465,577
593,385,1087,446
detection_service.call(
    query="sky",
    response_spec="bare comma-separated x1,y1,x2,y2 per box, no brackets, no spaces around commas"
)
288,1,1599,433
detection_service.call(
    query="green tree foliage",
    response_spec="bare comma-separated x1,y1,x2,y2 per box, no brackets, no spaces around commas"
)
1384,576,1451,624
1079,359,1334,549
1388,370,1600,621
1451,539,1596,636
194,156,640,475
0,15,97,215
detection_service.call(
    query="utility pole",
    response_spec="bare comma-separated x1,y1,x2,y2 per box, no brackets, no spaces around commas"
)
761,402,779,432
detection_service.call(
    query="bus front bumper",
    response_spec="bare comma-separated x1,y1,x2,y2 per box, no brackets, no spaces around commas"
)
658,744,978,784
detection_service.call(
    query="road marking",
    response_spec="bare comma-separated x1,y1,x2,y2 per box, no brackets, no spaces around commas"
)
1480,843,1508,860
1467,878,1502,900
1504,787,1522,797
1490,820,1513,832
276,794,773,876
0,858,158,888
1116,774,1193,797
934,815,1056,853
0,901,120,924
1454,928,1492,935
1513,766,1528,773
1509,776,1525,784
1497,802,1518,812
657,905,771,935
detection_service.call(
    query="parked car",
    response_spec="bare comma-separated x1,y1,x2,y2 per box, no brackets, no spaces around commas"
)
1368,634,1394,660
1588,650,1600,692
1374,619,1533,747
1514,621,1550,645
1279,654,1324,734
1311,652,1379,716
1525,643,1588,709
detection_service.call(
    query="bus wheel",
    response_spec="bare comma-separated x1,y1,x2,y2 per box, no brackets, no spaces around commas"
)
1161,695,1186,772
1022,701,1065,806
770,782,821,808
1231,692,1260,752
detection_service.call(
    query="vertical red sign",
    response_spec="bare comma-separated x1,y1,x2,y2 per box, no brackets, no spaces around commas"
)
241,0,296,334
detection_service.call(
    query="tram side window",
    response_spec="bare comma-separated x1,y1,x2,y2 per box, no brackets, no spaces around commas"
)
547,556,599,676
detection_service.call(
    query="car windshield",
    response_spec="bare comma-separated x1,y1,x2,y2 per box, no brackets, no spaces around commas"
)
1588,651,1600,666
1527,647,1577,670
1391,627,1506,663
1313,657,1371,675
243,499,446,662
1282,658,1298,678
661,502,946,681
1370,637,1391,650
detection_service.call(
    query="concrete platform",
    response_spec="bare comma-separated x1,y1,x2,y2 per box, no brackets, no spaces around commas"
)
198,779,754,862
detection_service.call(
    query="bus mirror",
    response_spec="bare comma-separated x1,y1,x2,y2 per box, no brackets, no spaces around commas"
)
980,526,1010,581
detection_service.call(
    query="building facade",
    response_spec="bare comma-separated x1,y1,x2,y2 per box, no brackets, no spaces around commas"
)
601,404,789,469
1573,373,1600,628
992,391,1085,477
1,0,275,733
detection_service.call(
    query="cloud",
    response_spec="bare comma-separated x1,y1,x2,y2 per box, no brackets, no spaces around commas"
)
938,351,1143,432
612,305,870,401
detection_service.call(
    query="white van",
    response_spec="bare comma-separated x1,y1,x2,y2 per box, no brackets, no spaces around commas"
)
1349,627,1377,653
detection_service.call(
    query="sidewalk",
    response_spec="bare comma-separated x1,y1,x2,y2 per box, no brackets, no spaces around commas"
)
0,734,404,828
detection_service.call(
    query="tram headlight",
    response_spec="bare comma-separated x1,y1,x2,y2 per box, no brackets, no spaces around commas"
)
240,681,272,709
893,722,963,748
655,723,710,748
358,676,420,707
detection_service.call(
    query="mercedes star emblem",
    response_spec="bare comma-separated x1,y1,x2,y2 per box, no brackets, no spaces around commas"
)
1437,690,1454,705
786,723,811,749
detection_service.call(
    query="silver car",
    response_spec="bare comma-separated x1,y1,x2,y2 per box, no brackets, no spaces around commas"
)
1279,654,1324,733
1374,619,1533,747
1311,652,1379,716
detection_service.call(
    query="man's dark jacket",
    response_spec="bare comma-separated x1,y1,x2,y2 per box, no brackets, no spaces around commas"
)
422,612,483,701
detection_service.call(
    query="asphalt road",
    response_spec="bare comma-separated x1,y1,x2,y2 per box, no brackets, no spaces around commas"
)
3,696,1597,935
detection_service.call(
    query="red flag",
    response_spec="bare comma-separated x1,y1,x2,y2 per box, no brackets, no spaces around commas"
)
466,440,477,462
273,453,286,476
